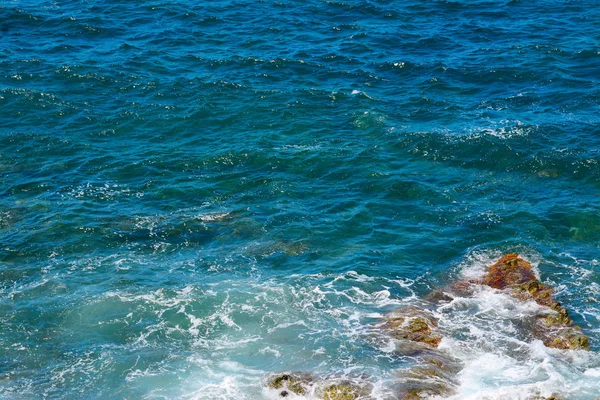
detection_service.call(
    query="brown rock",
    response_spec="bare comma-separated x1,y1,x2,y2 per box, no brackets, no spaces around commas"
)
483,253,536,289
482,254,590,351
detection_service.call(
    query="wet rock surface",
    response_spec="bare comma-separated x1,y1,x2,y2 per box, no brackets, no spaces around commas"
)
483,253,537,289
319,380,373,400
382,306,442,348
381,307,460,400
266,373,373,399
266,372,314,397
398,350,462,400
481,253,590,351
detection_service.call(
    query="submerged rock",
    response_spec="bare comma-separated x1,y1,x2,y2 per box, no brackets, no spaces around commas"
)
266,373,374,399
379,304,461,399
382,306,442,348
266,372,314,397
397,369,457,400
319,380,372,400
321,384,358,400
526,394,564,400
396,350,460,400
400,385,456,400
420,351,463,378
425,279,482,305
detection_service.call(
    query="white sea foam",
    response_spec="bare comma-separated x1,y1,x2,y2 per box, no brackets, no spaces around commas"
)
63,182,144,201
196,212,231,222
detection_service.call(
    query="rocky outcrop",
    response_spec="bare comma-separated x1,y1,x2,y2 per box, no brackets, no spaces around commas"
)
483,253,537,289
482,253,589,351
264,253,590,399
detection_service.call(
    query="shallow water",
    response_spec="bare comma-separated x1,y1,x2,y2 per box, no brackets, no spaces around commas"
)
1,0,599,398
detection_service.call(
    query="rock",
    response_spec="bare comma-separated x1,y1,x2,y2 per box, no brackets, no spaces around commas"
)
543,308,573,327
382,307,442,348
483,253,536,289
512,280,562,310
425,289,455,304
394,347,461,400
267,372,314,397
266,373,374,399
319,382,363,400
420,351,463,378
317,376,374,400
482,254,590,351
396,364,458,399
542,328,590,351
381,306,460,398
426,280,478,304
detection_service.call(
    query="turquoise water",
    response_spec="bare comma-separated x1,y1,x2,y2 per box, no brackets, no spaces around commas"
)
1,1,600,398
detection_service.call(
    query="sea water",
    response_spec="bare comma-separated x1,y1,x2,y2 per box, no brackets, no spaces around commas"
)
1,0,599,399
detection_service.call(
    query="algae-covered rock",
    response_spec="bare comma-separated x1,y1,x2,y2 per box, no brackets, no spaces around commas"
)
267,372,313,397
383,307,442,348
267,373,374,399
543,328,590,351
513,280,560,310
320,383,360,400
542,307,573,327
317,378,373,400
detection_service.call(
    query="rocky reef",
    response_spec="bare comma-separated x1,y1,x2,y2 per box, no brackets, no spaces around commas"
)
482,253,589,351
264,254,591,399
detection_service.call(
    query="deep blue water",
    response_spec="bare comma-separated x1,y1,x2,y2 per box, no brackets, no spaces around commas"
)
1,0,600,399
